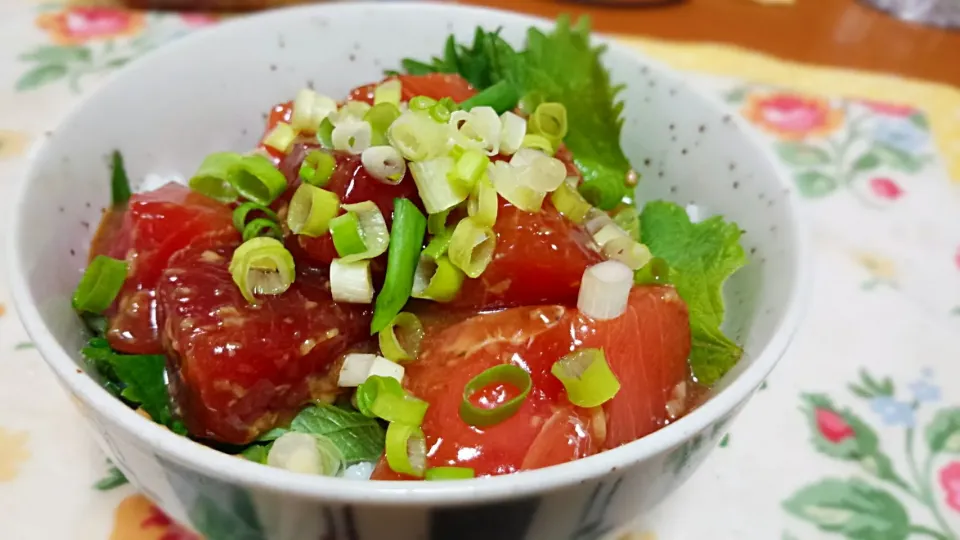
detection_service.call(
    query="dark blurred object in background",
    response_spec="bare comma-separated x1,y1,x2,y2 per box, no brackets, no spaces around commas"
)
858,0,960,28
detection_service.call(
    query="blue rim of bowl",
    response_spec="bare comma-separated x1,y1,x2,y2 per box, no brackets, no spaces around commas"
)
7,1,813,506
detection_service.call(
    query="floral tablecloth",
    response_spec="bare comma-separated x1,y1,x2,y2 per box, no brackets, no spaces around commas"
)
2,3,960,540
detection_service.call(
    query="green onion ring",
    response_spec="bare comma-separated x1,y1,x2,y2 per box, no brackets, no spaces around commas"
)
356,375,404,418
299,150,337,187
425,467,475,481
550,348,621,408
232,202,280,232
72,255,128,313
228,154,288,206
242,218,283,242
459,364,532,428
634,257,672,286
378,312,425,363
385,422,427,478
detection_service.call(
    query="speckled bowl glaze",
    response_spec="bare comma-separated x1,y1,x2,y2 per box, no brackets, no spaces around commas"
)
8,3,810,539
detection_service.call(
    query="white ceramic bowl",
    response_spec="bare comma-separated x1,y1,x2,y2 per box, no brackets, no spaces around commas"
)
8,3,810,539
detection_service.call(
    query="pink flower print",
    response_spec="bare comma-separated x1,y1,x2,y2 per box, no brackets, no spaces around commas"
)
861,99,918,118
939,462,960,513
816,408,854,443
869,177,904,200
954,246,960,271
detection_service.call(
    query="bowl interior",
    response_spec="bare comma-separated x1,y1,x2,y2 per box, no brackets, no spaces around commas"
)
10,2,804,497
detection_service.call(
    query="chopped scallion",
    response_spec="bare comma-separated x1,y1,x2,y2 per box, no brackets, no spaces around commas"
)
263,122,298,154
488,161,545,213
374,79,402,106
228,154,288,206
411,255,464,303
338,201,390,263
453,150,489,191
459,364,532,428
72,255,128,313
316,117,335,148
521,134,556,156
110,150,132,205
409,96,437,112
330,258,374,304
385,422,426,478
371,199,426,333
409,157,469,215
378,312,424,363
364,103,402,146
189,152,242,203
361,146,406,185
299,150,336,187
229,237,295,304
551,348,620,408
499,112,527,156
634,257,672,286
529,102,568,142
448,217,496,279
467,176,498,228
550,182,592,224
330,212,366,258
287,184,340,237
242,218,283,242
425,467,475,481
332,118,372,155
232,202,280,232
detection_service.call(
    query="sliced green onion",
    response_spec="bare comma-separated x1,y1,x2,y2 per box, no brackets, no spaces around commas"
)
421,232,452,260
612,207,641,241
364,103,402,146
409,96,437,112
339,354,404,388
299,150,336,187
550,182,592,224
430,101,453,123
371,391,429,426
263,122,298,154
316,117,335,148
529,102,568,141
189,152,242,203
228,154,288,206
371,199,427,333
374,79,402,106
409,157,469,215
356,375,404,417
448,217,496,279
425,467,475,481
510,149,567,192
72,255,128,313
378,312,424,363
634,257,672,286
338,201,390,263
267,432,344,476
521,134,556,156
578,260,633,320
412,255,464,302
291,89,338,132
488,161,545,212
330,212,365,258
453,150,490,191
449,107,501,156
385,422,426,478
332,118,372,155
330,258,373,304
499,112,527,156
602,237,652,270
361,146,406,185
242,218,283,242
551,348,620,408
468,176,498,228
459,364,532,428
229,237,296,304
427,209,452,236
287,184,340,237
593,222,629,249
337,101,373,123
388,111,448,161
233,202,279,231
459,80,520,114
